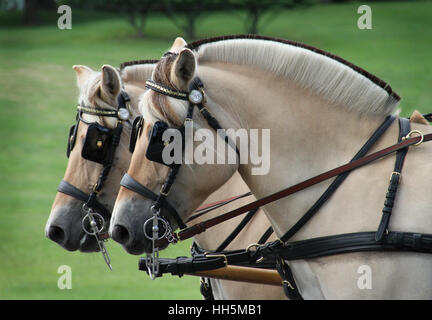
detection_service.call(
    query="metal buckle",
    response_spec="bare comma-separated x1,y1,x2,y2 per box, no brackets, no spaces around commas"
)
199,107,208,114
246,243,261,251
92,183,99,193
282,280,295,290
389,171,401,184
204,253,228,266
246,243,264,263
403,130,424,146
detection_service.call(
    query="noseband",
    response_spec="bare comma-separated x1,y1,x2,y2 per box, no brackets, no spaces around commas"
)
120,77,239,278
57,91,131,269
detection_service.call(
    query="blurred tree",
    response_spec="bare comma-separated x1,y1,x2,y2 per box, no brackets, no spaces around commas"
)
115,0,155,37
162,0,223,40
24,0,55,24
56,0,155,37
23,0,39,25
230,0,315,34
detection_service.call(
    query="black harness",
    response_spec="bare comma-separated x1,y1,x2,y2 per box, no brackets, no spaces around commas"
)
130,76,432,299
57,91,131,269
120,77,242,278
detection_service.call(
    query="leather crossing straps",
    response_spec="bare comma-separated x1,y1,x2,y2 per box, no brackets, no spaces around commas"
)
148,116,432,300
177,117,432,241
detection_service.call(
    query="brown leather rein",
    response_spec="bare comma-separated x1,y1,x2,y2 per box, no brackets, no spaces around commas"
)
175,129,429,241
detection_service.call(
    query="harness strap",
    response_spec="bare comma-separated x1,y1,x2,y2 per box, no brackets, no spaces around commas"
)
57,180,111,220
215,208,259,252
200,278,214,300
187,192,252,223
120,173,187,229
255,231,432,261
375,118,411,241
279,115,396,243
258,226,274,244
177,116,432,241
276,259,303,300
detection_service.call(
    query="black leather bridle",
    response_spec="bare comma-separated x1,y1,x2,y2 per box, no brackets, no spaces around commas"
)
120,77,240,278
57,91,131,269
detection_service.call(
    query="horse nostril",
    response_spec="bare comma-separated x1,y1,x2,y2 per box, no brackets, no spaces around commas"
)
47,226,65,244
111,225,130,244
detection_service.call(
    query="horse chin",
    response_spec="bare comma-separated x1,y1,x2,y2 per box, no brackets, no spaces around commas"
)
79,234,100,252
122,240,152,255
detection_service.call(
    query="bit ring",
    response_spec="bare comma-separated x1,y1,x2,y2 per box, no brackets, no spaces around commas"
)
82,212,105,235
143,217,169,240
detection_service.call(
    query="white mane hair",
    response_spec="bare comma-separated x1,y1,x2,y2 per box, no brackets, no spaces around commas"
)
194,39,399,115
121,63,156,84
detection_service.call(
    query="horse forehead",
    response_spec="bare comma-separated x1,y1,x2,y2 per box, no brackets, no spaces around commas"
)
143,91,183,126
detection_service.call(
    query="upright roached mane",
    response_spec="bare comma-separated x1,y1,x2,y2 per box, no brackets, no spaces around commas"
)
121,61,159,84
186,35,400,115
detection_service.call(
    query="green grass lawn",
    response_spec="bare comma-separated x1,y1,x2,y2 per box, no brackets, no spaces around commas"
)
0,1,431,299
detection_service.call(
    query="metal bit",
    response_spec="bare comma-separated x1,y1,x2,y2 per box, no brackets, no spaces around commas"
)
82,206,112,270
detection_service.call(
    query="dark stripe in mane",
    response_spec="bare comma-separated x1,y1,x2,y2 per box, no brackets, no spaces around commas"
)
119,59,159,70
187,34,400,101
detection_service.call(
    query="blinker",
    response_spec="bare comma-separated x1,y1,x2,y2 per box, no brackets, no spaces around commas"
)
145,121,172,166
82,123,114,165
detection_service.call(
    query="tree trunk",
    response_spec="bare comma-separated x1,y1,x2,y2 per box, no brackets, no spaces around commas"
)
185,14,196,40
24,0,40,25
247,10,260,34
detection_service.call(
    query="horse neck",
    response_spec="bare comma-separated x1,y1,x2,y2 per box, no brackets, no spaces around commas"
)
198,62,397,237
124,81,145,119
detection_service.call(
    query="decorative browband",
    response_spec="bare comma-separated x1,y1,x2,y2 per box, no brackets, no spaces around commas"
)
77,105,130,120
77,105,118,117
145,80,189,100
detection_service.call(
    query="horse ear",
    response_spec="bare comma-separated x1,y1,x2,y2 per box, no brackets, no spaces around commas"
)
410,110,429,125
72,65,93,89
171,48,196,89
169,37,187,53
101,64,121,97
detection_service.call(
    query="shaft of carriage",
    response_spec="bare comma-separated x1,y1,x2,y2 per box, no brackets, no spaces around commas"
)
185,265,283,287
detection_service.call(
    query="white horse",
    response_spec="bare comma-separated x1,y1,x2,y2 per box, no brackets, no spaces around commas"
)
111,35,432,299
45,60,285,299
